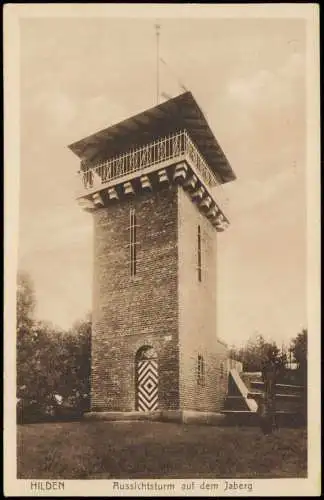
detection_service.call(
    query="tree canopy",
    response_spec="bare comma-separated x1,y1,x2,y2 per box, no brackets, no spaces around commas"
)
16,270,92,422
229,334,286,372
17,271,36,333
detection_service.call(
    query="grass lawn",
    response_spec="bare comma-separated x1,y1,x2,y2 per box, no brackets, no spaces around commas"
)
17,421,307,479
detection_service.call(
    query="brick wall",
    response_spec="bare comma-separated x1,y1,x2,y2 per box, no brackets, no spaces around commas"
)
91,185,179,411
90,181,229,414
178,187,228,412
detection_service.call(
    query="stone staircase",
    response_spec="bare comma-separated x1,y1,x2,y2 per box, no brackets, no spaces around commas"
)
222,369,305,426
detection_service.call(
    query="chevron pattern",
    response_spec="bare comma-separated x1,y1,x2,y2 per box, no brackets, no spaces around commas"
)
136,359,159,411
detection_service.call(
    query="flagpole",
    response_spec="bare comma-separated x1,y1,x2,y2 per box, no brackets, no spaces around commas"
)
155,24,160,105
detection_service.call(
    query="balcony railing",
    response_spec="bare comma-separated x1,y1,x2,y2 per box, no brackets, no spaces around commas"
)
79,130,219,191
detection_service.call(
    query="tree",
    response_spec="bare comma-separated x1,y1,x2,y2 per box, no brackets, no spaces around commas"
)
16,271,36,334
290,329,307,369
64,313,92,411
17,270,38,409
16,270,92,422
234,334,286,373
228,345,244,362
290,328,307,385
289,328,307,423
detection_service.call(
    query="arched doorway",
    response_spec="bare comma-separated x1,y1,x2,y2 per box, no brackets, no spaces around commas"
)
135,346,159,411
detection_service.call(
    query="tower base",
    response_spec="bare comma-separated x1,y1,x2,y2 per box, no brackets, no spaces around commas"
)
83,410,226,426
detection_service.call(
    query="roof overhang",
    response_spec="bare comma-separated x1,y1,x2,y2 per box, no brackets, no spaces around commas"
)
68,91,236,184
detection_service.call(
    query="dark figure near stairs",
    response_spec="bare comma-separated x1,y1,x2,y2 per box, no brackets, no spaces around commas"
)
259,348,280,434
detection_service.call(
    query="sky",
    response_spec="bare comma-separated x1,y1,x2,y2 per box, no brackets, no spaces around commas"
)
18,16,307,347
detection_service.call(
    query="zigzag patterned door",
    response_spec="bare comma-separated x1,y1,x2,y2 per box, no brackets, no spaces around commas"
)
136,348,159,412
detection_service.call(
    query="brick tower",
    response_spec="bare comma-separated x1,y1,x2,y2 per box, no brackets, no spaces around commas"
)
68,92,236,417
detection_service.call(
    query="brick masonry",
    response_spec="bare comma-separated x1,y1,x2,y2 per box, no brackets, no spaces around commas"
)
90,180,228,413
91,185,179,411
178,187,228,412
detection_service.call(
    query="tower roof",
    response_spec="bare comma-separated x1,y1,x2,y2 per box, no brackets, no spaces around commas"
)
68,91,236,184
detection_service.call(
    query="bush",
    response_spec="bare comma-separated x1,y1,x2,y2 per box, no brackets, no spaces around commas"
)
17,392,90,424
17,319,91,424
